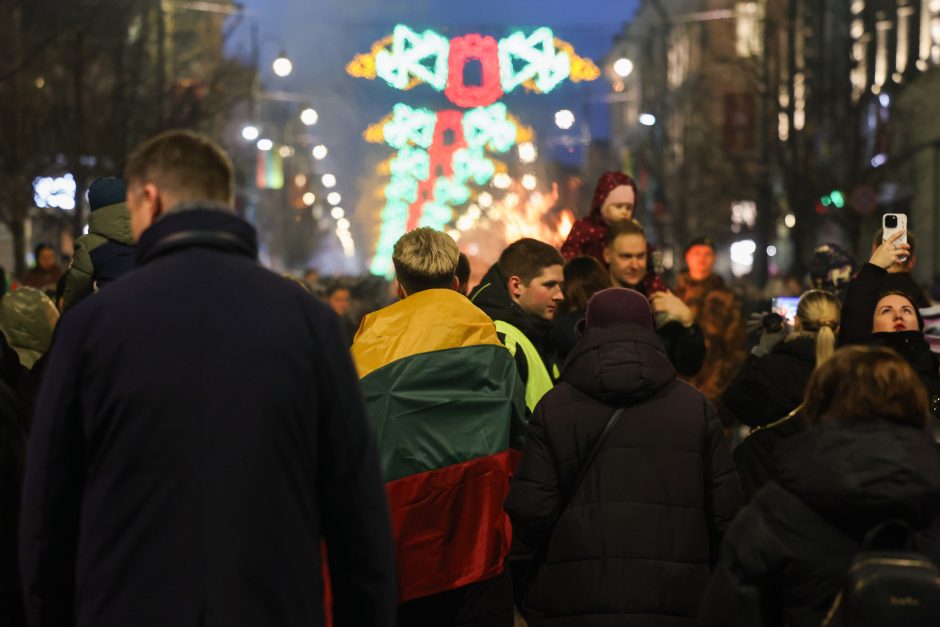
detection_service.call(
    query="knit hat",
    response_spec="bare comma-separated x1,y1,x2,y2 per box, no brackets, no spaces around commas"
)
88,177,127,211
684,235,715,254
590,171,636,214
584,287,655,332
808,243,856,293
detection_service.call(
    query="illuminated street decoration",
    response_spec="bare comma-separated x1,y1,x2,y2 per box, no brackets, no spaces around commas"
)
348,25,600,101
498,27,570,93
446,34,503,107
375,25,450,91
350,25,599,274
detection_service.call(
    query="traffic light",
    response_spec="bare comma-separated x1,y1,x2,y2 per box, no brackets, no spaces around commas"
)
820,190,845,209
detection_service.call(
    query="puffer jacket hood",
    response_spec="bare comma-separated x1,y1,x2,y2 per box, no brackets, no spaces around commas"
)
88,201,136,246
774,420,940,532
564,323,676,404
0,287,59,369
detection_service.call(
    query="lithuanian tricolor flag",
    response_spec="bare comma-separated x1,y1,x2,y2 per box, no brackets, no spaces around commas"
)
352,288,527,603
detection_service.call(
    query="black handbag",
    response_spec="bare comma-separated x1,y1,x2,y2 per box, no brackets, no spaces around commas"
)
821,519,940,627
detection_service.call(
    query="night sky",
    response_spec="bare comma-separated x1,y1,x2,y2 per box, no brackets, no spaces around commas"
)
229,0,639,271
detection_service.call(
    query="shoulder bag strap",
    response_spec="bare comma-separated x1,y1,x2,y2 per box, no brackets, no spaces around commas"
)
566,406,625,506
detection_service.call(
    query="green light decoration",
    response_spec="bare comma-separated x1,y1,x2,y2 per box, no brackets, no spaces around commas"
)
376,25,450,91
385,175,421,204
830,190,846,208
433,176,471,206
498,27,571,93
462,103,517,153
452,147,496,184
418,201,454,229
390,147,430,181
383,104,437,149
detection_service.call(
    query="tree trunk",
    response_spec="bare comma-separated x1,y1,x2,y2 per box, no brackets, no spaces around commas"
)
8,208,27,281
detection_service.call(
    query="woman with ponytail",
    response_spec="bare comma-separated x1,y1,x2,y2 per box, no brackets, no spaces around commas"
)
724,290,841,429
724,290,842,499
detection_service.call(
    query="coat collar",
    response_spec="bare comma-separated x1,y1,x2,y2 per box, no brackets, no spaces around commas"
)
136,207,258,266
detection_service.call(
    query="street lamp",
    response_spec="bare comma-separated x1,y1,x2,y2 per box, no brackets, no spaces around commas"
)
272,52,293,78
327,192,342,205
321,173,336,188
331,206,345,219
639,113,657,126
613,57,634,78
241,125,260,141
257,138,273,151
555,109,575,130
300,108,318,126
312,145,328,160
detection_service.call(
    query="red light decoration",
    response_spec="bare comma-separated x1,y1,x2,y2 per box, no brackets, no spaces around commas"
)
445,34,503,108
406,110,468,230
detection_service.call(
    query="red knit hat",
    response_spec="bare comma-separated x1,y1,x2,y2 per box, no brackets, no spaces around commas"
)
591,171,637,214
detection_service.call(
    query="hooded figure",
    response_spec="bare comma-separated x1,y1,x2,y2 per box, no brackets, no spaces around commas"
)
61,177,137,311
561,171,638,264
0,288,58,370
506,288,743,626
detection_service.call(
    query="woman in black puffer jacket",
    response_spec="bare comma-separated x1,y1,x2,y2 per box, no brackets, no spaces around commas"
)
698,345,940,627
723,290,841,499
724,289,841,429
506,288,743,627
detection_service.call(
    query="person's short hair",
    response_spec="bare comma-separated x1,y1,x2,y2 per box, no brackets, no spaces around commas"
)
455,253,471,287
124,130,235,208
803,345,929,429
604,219,646,248
326,283,350,298
873,227,916,257
560,256,612,314
392,228,460,294
497,238,564,285
34,243,54,259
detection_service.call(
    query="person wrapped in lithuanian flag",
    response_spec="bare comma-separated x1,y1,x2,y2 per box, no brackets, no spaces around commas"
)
352,228,527,627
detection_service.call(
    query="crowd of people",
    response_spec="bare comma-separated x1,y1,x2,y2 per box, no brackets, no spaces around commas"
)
1,130,939,627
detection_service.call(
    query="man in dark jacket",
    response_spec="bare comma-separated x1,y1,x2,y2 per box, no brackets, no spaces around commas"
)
469,238,564,412
505,288,744,626
19,130,396,627
604,220,706,377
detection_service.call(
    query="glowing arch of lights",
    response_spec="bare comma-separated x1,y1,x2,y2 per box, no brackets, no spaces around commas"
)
348,25,599,275
349,25,599,106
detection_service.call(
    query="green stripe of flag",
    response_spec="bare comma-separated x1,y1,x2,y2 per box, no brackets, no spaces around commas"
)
360,343,525,482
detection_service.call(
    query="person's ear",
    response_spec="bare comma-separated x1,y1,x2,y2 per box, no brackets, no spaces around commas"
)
396,280,407,299
508,276,524,300
603,247,612,265
451,275,460,291
142,183,163,222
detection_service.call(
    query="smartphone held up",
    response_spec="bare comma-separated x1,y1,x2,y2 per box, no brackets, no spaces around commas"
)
883,213,909,263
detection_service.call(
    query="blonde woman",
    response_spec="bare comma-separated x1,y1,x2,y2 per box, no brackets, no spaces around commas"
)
724,289,841,429
724,290,841,499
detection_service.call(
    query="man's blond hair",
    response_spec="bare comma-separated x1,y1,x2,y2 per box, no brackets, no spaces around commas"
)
393,228,460,294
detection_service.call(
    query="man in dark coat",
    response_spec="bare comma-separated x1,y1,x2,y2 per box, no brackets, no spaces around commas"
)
469,238,565,413
505,288,744,626
19,130,396,627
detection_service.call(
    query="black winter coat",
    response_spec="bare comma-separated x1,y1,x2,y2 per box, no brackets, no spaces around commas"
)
19,209,396,627
699,420,940,627
505,324,744,626
723,336,816,428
